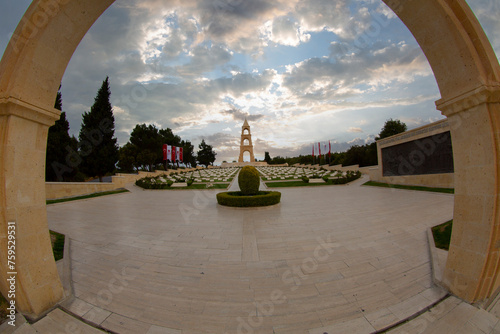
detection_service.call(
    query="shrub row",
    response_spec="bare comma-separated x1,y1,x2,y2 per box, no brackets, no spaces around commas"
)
330,170,362,184
301,170,362,184
216,191,281,207
135,175,197,189
135,177,174,189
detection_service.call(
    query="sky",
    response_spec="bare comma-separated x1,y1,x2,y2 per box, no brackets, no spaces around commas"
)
1,0,499,164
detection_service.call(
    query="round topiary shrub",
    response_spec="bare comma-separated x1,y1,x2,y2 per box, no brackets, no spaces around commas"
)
238,166,260,195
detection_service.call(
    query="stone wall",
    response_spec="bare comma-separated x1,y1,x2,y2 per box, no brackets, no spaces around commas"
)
45,169,199,200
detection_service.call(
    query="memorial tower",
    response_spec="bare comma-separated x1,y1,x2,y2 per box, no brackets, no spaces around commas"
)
238,119,256,163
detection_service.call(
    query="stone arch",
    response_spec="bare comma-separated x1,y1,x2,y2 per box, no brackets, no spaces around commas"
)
243,128,249,135
0,0,499,317
243,138,250,146
242,151,251,162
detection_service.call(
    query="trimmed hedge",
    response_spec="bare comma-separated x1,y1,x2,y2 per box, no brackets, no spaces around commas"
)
135,177,173,189
217,191,281,207
330,170,362,184
238,166,261,195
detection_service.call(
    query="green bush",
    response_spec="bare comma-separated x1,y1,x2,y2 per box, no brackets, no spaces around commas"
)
302,176,309,183
187,178,195,186
238,166,260,195
330,170,361,184
216,191,281,207
135,177,173,189
331,178,348,185
322,175,329,182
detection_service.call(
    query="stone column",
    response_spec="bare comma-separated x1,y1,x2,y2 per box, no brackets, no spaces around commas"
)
437,85,500,302
0,97,64,318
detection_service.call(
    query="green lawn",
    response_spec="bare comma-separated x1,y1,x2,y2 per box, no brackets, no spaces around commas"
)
431,220,453,251
266,181,332,188
50,230,65,261
169,183,229,190
0,293,8,325
363,181,454,194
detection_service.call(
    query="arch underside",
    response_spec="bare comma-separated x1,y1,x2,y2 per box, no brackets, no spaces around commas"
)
0,0,499,317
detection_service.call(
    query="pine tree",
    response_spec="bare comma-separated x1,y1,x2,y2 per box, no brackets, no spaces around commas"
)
78,77,118,181
46,87,75,181
264,152,271,164
376,119,407,140
197,139,216,166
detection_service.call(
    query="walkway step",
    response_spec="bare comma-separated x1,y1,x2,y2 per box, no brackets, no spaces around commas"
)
0,314,35,334
388,296,500,333
3,309,107,334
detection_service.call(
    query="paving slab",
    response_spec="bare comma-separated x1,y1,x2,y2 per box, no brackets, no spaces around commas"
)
46,176,457,332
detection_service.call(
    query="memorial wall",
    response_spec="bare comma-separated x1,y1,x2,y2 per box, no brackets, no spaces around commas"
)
369,119,454,188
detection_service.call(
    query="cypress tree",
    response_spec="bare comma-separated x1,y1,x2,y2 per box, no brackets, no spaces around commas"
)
78,77,119,182
46,87,75,181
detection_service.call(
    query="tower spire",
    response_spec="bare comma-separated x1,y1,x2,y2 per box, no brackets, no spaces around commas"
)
238,118,255,163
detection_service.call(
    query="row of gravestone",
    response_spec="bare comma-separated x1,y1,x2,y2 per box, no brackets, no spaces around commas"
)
167,167,239,183
256,166,346,180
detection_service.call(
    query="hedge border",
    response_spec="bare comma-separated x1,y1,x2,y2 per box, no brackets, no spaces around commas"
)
216,191,281,207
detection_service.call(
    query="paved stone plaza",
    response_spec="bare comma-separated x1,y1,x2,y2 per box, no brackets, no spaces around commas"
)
45,177,457,333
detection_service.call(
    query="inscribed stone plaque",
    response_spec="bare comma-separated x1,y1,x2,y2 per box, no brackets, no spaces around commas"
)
382,131,454,176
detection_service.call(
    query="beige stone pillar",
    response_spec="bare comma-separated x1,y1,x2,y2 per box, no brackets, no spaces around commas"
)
437,85,500,302
0,97,63,318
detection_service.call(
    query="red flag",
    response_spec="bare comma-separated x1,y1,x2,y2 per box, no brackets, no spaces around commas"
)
179,147,183,162
312,144,314,158
171,146,176,162
318,142,321,158
163,144,168,160
167,145,172,162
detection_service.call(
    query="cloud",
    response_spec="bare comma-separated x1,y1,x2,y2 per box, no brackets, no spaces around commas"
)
282,41,432,104
210,69,276,97
177,43,233,76
6,0,481,163
348,127,363,133
264,15,311,47
294,0,377,40
222,108,265,122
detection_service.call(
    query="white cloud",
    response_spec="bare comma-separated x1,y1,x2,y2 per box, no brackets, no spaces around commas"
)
5,0,497,164
264,16,311,47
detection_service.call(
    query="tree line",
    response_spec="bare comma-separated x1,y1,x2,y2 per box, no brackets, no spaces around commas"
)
45,77,216,182
264,119,407,167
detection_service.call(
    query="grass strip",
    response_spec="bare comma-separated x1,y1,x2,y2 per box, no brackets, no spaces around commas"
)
50,230,65,261
46,189,129,205
362,181,454,194
169,183,229,190
0,293,8,325
266,181,331,188
1,231,66,324
431,220,453,251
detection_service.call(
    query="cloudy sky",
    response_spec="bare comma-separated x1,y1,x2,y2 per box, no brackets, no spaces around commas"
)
1,0,499,163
